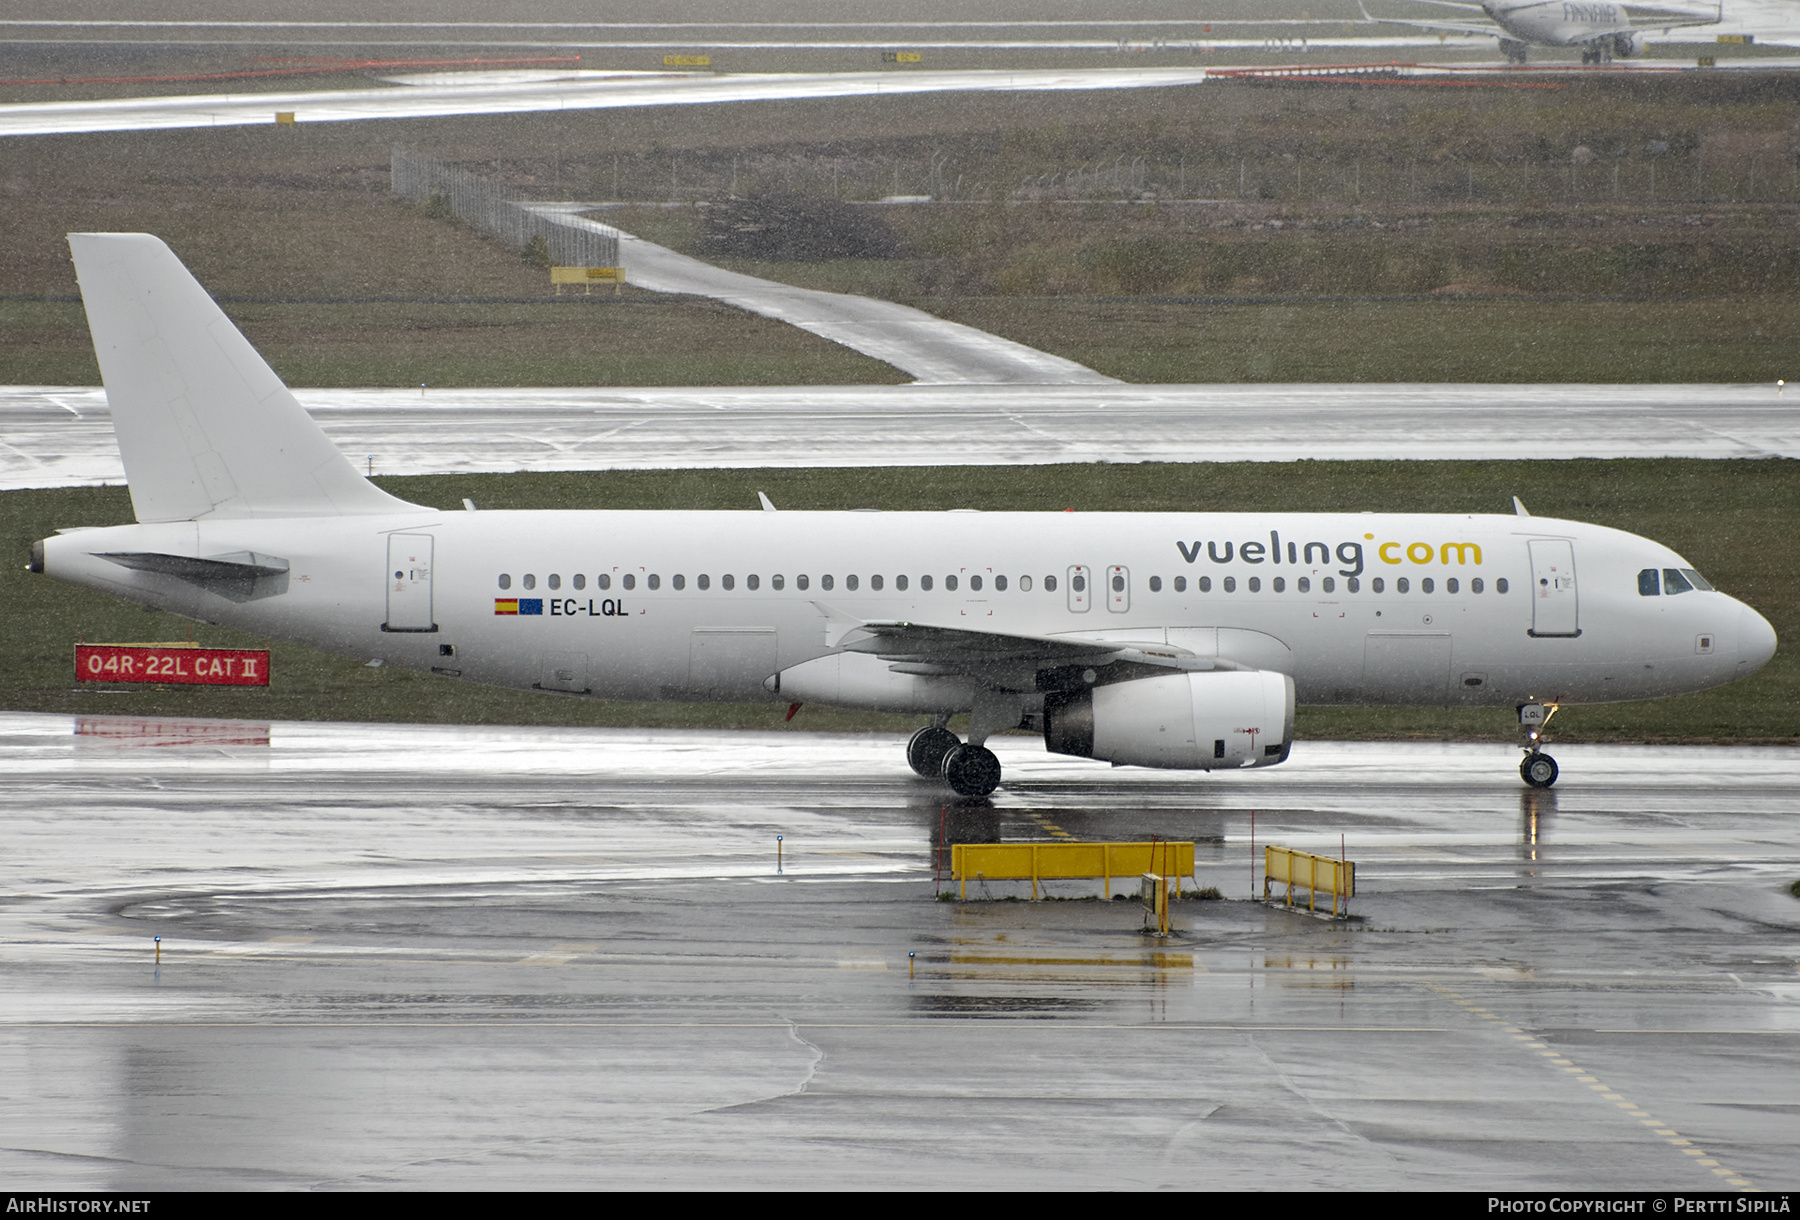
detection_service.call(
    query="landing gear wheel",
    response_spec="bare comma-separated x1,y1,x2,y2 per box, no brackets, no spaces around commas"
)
941,743,1002,797
906,725,960,778
1520,752,1559,789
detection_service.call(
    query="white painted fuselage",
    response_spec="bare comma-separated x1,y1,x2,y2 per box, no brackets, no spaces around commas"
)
1486,0,1637,47
42,507,1774,712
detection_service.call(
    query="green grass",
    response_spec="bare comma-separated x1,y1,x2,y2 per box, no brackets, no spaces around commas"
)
928,297,1800,384
4,460,1794,743
0,299,904,388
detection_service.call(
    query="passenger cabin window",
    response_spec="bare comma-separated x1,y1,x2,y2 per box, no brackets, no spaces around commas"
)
748,574,760,591
1043,575,1056,593
548,574,561,590
1149,576,1163,593
1247,576,1261,592
724,574,736,590
1471,578,1484,593
1322,577,1335,593
1371,577,1384,593
946,575,959,591
574,574,586,590
498,574,512,590
1446,578,1459,594
1223,576,1236,592
598,574,611,590
523,574,536,590
1296,577,1309,593
673,574,686,590
1346,577,1359,593
896,575,908,591
821,575,833,591
1199,576,1212,592
623,574,636,590
1173,576,1186,593
845,575,857,591
1496,578,1509,594
648,574,661,590
1273,577,1285,593
1421,577,1434,594
921,575,933,591
797,575,810,591
698,574,710,590
994,575,1007,591
1397,577,1409,594
869,575,881,591
969,575,982,592
773,575,785,590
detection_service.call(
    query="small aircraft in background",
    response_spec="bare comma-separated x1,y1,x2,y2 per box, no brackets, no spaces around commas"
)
1360,0,1723,63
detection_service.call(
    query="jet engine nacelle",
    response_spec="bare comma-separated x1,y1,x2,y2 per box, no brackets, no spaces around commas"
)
1612,31,1640,57
1043,670,1295,770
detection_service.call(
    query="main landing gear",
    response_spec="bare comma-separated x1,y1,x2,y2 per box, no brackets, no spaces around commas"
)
907,722,1003,797
1518,702,1560,789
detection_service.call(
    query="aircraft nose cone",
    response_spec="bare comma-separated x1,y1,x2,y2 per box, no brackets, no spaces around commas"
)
1738,603,1777,674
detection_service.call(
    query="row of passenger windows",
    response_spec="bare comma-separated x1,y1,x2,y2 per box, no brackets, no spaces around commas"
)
1639,568,1714,596
496,571,1508,595
1149,574,1506,595
499,572,1060,592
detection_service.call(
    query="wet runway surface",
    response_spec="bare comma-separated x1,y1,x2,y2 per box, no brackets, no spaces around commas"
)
6,383,1798,490
0,66,1215,138
1,712,1796,1189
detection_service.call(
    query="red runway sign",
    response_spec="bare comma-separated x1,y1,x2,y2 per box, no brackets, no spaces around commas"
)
75,644,270,686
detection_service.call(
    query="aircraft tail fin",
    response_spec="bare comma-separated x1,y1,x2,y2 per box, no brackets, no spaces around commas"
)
68,233,414,523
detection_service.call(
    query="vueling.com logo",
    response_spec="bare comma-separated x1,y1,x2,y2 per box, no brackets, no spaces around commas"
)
1176,532,1482,578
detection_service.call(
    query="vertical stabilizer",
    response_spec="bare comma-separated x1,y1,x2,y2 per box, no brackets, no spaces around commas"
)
68,233,415,522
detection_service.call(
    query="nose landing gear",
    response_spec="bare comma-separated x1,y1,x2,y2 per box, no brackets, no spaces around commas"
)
1520,751,1559,788
1518,702,1560,788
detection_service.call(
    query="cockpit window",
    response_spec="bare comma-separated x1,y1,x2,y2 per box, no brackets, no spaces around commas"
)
1638,569,1660,596
1662,568,1694,595
1681,568,1714,592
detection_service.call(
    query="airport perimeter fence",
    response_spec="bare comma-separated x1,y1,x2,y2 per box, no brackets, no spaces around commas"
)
390,147,619,269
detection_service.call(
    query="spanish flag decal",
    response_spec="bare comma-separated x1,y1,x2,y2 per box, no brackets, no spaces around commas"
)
494,598,543,615
494,599,518,615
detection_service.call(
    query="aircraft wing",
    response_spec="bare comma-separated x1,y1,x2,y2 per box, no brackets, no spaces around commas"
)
818,606,1220,690
1622,3,1723,29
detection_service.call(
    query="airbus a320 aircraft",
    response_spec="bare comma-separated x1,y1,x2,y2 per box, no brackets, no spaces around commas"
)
30,235,1777,796
1361,0,1722,63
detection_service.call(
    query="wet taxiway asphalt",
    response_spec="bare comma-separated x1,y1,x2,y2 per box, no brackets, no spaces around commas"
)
6,383,1798,490
1,713,1796,1189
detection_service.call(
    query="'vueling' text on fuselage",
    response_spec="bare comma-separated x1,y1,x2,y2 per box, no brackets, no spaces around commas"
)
1176,533,1483,578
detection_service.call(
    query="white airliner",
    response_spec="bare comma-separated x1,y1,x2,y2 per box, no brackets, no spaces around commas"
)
1362,0,1722,63
30,235,1777,795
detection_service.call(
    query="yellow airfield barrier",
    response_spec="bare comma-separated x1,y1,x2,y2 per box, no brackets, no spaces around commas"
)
952,841,1194,900
1264,845,1355,916
552,266,624,295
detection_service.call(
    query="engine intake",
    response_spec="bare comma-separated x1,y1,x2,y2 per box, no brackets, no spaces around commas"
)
1044,670,1295,770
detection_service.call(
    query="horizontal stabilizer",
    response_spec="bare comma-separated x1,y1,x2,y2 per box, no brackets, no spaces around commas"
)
68,233,414,523
97,550,290,602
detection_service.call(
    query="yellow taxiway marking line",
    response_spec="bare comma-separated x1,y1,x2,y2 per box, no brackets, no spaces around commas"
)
1425,982,1756,1192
